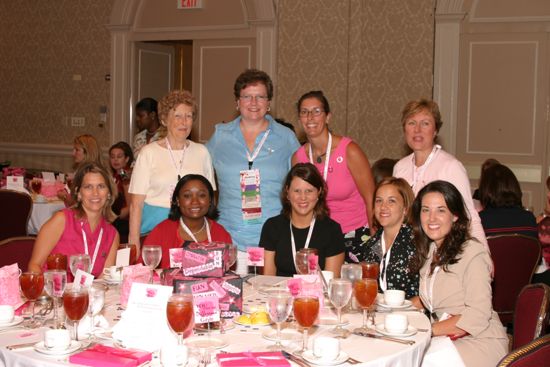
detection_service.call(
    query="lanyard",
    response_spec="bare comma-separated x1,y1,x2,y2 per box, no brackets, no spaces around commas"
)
179,217,211,244
246,129,271,169
166,138,187,180
412,144,441,191
379,231,397,292
290,217,316,270
81,222,103,273
308,133,332,180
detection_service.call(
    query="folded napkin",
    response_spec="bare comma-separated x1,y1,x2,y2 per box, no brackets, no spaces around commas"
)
217,352,291,367
120,265,151,308
69,344,152,367
0,264,22,306
422,336,466,367
68,315,110,340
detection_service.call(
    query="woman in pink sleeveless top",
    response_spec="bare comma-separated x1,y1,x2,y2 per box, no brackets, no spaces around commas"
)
292,91,375,263
28,162,119,277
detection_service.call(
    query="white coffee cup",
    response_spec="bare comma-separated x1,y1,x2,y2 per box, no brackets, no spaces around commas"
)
384,313,408,334
0,305,15,324
103,266,122,281
313,336,340,362
44,329,71,351
384,289,405,307
161,344,188,367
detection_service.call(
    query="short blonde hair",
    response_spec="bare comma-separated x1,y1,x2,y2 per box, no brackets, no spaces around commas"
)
74,134,102,166
401,99,443,133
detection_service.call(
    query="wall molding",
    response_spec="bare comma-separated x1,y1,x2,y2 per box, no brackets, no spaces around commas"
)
464,162,543,183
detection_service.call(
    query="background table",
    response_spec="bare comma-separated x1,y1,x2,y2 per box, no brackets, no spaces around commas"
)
27,200,65,235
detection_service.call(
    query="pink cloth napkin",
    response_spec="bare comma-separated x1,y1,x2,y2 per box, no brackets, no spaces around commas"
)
0,264,22,306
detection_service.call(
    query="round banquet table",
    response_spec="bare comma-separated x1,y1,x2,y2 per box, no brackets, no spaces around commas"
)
0,276,432,367
27,199,65,235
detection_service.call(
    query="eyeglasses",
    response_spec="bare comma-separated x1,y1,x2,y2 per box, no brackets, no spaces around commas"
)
239,95,269,103
299,107,324,117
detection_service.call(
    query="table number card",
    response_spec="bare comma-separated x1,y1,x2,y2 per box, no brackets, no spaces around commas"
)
42,172,56,182
193,290,220,324
116,247,131,267
73,269,94,290
6,176,25,191
247,247,264,267
127,283,173,311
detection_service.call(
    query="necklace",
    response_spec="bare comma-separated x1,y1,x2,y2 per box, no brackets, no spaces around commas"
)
191,221,206,235
316,152,327,163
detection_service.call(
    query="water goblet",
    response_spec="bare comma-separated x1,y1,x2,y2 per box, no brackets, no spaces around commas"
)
295,248,318,275
69,254,91,278
293,296,320,356
142,245,162,283
87,284,105,342
353,278,378,334
328,278,352,338
266,291,293,351
166,293,194,345
19,271,45,328
44,270,66,329
340,263,362,313
63,284,89,341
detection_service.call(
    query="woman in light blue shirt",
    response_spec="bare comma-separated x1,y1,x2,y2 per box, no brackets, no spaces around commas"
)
207,69,300,274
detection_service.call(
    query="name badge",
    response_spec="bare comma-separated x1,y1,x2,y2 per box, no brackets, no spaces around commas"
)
240,169,262,223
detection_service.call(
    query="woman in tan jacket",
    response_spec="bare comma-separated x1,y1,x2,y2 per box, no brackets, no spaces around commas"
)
410,180,508,367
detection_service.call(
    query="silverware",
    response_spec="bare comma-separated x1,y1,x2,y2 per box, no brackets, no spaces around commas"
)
352,331,415,345
281,350,310,367
346,356,362,364
6,341,37,350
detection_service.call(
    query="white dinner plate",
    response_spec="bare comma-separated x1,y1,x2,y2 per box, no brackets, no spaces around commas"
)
261,328,302,342
34,341,81,355
0,316,24,329
185,336,228,349
375,324,418,337
233,316,271,327
302,350,349,366
377,299,413,309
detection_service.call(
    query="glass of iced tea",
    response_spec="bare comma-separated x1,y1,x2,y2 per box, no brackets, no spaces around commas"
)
46,253,68,271
118,244,137,265
63,285,89,341
293,296,320,356
19,271,44,328
30,178,42,195
360,261,380,280
166,294,194,344
353,278,378,333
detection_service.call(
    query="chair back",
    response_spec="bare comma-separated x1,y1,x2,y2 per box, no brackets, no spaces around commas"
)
0,189,32,241
497,334,550,367
0,236,36,272
487,234,541,325
512,283,550,350
538,215,550,248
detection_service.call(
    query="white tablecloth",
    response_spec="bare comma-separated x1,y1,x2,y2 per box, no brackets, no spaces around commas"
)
0,276,432,367
27,201,65,235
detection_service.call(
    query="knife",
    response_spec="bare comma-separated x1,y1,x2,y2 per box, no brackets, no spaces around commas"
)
6,341,38,350
281,350,310,367
352,331,415,345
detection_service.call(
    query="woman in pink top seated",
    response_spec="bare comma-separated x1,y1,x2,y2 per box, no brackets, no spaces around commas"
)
28,162,119,277
143,174,232,269
392,99,487,249
292,90,376,263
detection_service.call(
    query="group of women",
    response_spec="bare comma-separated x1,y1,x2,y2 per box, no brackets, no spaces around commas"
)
27,68,509,366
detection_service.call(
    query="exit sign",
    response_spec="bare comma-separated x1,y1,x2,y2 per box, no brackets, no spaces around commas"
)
177,0,203,9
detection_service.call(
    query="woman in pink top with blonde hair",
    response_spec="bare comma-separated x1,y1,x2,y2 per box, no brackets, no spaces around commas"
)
292,90,376,262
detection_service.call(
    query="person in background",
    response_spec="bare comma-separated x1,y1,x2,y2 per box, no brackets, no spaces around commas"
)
143,174,232,269
129,90,215,253
478,163,537,238
372,158,398,186
28,162,119,277
109,141,134,243
536,176,550,224
410,181,507,367
206,69,300,275
133,97,162,157
472,158,500,211
292,90,375,263
260,163,345,277
393,99,488,249
357,177,418,298
57,134,103,206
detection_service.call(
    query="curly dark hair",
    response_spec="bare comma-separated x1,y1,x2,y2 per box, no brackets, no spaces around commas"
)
168,174,219,221
479,163,523,208
410,180,471,273
233,69,273,101
281,163,329,219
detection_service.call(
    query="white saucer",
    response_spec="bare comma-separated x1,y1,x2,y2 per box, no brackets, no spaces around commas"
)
262,328,302,342
317,316,349,326
0,316,24,329
34,341,81,355
302,350,349,366
375,324,418,337
185,336,228,349
101,275,122,284
377,299,413,309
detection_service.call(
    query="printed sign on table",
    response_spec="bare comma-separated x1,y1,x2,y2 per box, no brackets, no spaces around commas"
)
247,247,264,267
193,290,220,324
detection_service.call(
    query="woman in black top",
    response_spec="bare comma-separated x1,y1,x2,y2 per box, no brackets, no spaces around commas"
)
357,177,419,298
260,163,345,276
